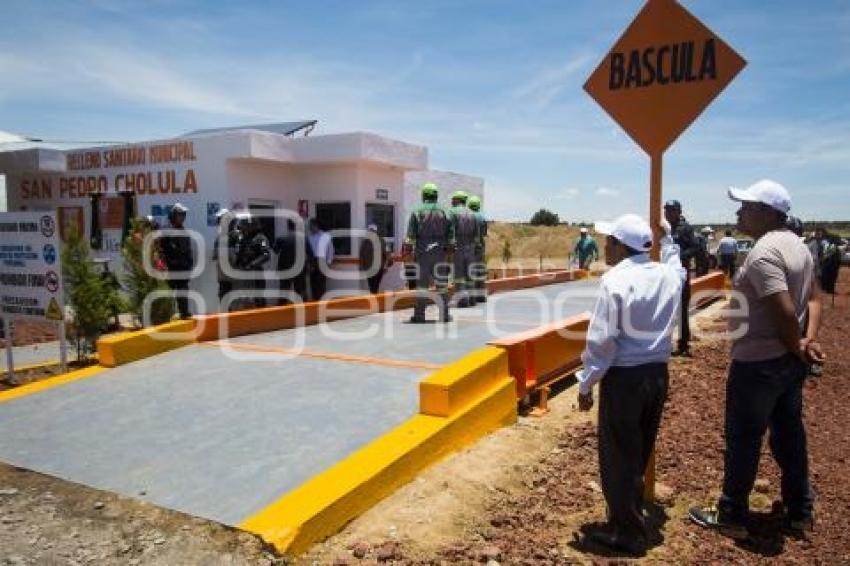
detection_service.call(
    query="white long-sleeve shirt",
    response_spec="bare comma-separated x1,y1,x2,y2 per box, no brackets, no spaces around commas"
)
576,237,686,395
309,231,335,264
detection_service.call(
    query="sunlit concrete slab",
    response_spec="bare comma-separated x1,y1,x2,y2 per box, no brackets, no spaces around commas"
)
0,278,599,526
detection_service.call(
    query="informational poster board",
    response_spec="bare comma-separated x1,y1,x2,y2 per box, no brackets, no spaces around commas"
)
0,211,64,321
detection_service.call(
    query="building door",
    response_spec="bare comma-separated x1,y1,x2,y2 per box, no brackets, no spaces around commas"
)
365,203,395,252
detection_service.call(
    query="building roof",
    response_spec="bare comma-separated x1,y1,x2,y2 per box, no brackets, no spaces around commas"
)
182,120,317,138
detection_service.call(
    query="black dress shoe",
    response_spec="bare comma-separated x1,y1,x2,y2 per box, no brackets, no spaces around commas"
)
408,315,426,324
588,531,647,557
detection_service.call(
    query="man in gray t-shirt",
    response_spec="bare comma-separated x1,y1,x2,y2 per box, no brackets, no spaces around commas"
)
690,180,824,540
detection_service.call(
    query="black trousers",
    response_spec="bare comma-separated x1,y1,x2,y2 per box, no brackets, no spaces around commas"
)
598,363,669,541
678,277,691,351
719,354,814,523
367,269,385,294
720,253,737,280
310,269,327,301
168,278,190,318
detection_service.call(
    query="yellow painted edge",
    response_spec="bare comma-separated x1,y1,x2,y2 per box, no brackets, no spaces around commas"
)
97,320,196,367
0,365,107,403
419,346,508,417
240,377,517,556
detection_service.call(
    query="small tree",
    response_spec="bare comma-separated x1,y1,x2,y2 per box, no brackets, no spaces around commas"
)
62,230,122,360
530,208,560,226
122,218,174,326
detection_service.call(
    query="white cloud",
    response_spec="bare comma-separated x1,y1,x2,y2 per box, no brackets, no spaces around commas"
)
554,188,580,200
595,186,619,196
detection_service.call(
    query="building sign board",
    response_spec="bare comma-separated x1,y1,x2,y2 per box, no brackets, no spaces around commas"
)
0,211,64,321
583,0,746,156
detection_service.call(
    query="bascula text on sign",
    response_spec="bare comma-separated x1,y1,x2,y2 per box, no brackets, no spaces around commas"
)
609,38,717,90
20,169,198,200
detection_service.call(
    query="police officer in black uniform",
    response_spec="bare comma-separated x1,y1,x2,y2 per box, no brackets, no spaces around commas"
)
159,202,194,319
664,200,700,356
235,214,271,308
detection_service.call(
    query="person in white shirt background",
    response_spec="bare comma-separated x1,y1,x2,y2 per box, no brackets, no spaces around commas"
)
575,213,686,557
717,229,739,280
307,218,334,300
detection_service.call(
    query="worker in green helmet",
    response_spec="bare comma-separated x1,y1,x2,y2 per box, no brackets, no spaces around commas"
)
449,190,478,308
467,195,488,303
404,183,455,323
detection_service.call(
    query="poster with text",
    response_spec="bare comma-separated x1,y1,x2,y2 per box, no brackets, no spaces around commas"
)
0,211,65,321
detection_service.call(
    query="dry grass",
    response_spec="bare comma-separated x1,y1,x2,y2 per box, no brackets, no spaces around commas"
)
485,222,591,270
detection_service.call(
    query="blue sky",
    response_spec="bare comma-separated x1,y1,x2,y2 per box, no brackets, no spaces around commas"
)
1,0,849,223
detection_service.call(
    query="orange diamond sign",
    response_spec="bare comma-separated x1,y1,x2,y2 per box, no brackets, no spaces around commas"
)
584,0,746,156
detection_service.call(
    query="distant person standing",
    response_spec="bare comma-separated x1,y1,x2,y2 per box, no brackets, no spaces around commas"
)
817,229,841,295
449,190,478,308
717,230,738,280
664,200,700,356
573,227,600,270
405,183,454,323
235,215,271,308
274,219,308,304
308,218,334,301
468,195,488,303
211,208,238,306
359,223,389,294
690,180,823,540
159,203,193,319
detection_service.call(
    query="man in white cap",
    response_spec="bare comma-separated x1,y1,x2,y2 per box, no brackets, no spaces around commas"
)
573,226,599,270
690,180,823,540
159,202,193,318
576,214,685,556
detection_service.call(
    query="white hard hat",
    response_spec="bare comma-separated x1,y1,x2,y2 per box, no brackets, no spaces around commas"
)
579,227,588,234
171,202,188,214
594,214,652,252
367,223,378,231
728,179,791,213
215,207,230,219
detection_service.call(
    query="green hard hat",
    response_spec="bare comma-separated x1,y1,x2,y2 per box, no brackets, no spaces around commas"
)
451,190,468,202
421,183,439,199
468,195,481,210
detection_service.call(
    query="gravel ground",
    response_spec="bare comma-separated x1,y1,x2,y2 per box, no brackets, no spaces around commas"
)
318,272,849,565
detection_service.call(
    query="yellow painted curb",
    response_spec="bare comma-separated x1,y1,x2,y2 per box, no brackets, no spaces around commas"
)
419,345,508,417
239,348,517,556
0,365,107,404
97,320,196,367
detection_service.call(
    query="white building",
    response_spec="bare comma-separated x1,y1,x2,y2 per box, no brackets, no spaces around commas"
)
0,122,483,313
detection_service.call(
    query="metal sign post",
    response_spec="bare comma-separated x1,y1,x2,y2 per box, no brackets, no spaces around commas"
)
583,0,746,501
3,318,13,383
58,319,68,374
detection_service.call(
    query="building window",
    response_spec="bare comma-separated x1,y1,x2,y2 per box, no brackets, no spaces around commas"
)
315,202,351,255
366,203,395,252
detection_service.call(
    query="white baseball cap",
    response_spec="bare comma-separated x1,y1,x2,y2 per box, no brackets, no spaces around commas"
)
727,179,791,213
594,213,653,253
579,227,588,234
367,223,378,231
215,207,230,219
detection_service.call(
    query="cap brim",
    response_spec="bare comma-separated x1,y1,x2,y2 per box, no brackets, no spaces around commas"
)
593,221,614,236
727,186,758,203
